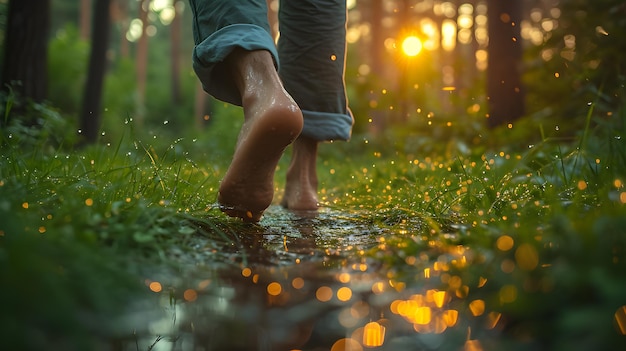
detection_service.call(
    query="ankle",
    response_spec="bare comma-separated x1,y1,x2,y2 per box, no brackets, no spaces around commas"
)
229,49,280,97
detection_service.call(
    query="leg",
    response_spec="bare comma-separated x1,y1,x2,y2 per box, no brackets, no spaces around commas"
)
277,0,354,210
280,135,318,210
190,0,303,221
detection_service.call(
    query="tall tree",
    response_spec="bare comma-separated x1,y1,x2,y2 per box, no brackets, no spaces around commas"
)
79,0,112,144
171,0,182,105
1,0,50,118
486,0,525,127
136,0,151,123
80,0,92,40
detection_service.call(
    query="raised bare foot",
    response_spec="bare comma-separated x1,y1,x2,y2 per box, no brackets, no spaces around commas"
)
218,50,303,222
280,136,319,211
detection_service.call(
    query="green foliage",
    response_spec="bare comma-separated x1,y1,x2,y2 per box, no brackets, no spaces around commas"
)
525,0,626,136
47,24,89,115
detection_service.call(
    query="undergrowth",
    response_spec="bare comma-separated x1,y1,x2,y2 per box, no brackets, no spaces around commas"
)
1,90,625,350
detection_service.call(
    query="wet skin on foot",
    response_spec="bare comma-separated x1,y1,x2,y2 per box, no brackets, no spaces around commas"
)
217,49,303,222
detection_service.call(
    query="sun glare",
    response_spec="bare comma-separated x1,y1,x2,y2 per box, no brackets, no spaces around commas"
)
402,36,422,57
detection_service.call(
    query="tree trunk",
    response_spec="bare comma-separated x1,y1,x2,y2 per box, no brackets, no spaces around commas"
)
1,0,50,111
79,0,111,144
135,0,151,123
171,0,182,105
80,0,92,40
368,0,385,134
486,0,525,127
111,0,130,59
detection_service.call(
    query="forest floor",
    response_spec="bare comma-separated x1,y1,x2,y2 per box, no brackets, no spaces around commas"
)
2,102,626,351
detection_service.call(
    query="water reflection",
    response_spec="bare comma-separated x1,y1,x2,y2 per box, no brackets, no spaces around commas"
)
118,207,496,351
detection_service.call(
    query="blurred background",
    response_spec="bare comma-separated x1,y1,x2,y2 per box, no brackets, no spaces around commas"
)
1,0,624,147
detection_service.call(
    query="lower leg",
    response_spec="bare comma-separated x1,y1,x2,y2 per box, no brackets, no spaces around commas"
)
281,136,319,211
218,49,303,221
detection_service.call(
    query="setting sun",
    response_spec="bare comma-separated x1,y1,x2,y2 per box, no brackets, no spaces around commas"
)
402,36,423,57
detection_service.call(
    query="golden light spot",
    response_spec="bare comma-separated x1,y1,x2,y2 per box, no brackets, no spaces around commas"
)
402,35,422,56
316,286,333,302
337,272,351,283
291,277,304,289
390,300,402,314
372,281,385,294
363,321,385,347
469,299,485,316
414,307,432,325
198,279,211,290
424,268,431,278
241,267,252,277
330,54,337,61
496,235,514,251
433,290,447,308
456,285,469,298
22,202,29,209
149,281,162,292
515,244,539,271
331,338,362,351
85,198,93,206
478,276,488,288
330,168,336,174
577,180,587,190
615,306,626,334
487,311,502,329
501,259,516,273
252,274,259,283
614,179,623,188
184,289,198,302
38,226,46,234
443,309,459,326
620,192,626,204
464,339,484,351
500,285,518,303
337,287,352,302
245,211,253,219
267,282,282,296
448,275,462,289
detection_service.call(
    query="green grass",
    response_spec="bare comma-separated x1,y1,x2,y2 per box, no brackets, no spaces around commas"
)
1,96,626,350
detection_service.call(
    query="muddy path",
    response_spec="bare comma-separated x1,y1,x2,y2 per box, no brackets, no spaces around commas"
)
113,206,493,351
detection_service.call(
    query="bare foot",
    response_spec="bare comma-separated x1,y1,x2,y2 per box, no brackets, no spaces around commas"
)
280,136,319,211
218,50,303,222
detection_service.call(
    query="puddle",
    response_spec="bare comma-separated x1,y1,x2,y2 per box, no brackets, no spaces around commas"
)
112,206,496,351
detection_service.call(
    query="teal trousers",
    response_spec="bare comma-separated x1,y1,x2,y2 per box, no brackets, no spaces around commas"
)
189,0,353,141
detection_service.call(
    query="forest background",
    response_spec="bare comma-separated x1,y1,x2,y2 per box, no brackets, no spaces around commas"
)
3,0,623,145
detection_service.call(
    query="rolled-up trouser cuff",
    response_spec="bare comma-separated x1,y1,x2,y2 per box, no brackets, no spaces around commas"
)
301,109,353,141
192,24,278,106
